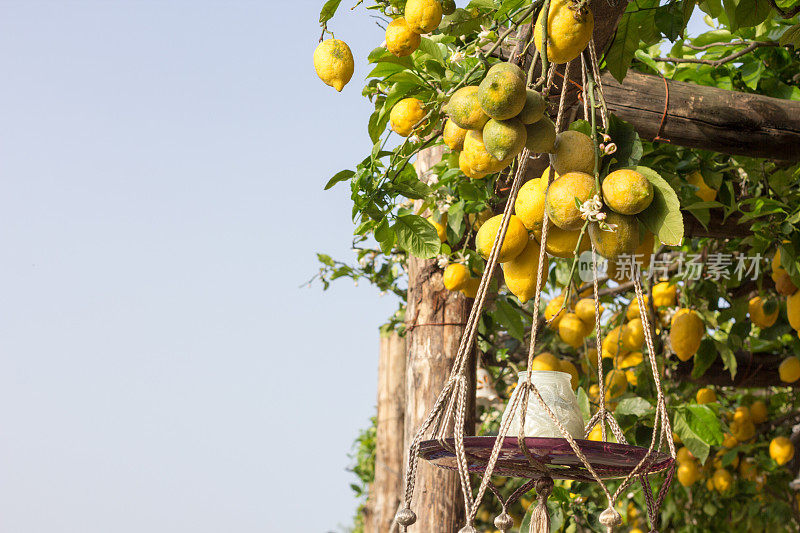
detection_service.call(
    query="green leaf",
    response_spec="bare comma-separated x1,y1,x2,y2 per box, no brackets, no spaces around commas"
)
319,0,344,24
393,214,441,259
674,411,710,464
615,397,653,417
779,24,800,47
608,114,642,170
439,8,491,36
324,169,354,190
375,218,395,254
495,0,527,20
654,2,685,41
416,37,445,64
605,11,645,83
734,0,772,28
493,298,525,341
691,338,718,378
633,166,684,246
576,387,591,423
568,119,592,136
683,405,724,446
634,49,661,73
716,340,737,379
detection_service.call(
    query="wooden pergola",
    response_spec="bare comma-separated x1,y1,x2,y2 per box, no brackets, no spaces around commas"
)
363,2,800,531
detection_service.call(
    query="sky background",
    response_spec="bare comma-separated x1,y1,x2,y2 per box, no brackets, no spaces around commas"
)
0,2,709,533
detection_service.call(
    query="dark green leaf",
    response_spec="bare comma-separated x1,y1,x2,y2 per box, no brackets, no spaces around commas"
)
393,214,442,258
605,11,645,83
655,2,685,41
324,169,355,190
608,114,642,170
319,0,344,24
779,24,800,47
416,37,445,64
576,387,591,423
634,166,684,246
734,0,772,29
716,340,737,379
493,298,525,341
691,338,718,379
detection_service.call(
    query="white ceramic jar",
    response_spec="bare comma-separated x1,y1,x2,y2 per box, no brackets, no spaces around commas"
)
500,371,584,439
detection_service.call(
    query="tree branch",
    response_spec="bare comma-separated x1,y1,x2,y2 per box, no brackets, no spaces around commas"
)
651,41,779,67
767,0,800,18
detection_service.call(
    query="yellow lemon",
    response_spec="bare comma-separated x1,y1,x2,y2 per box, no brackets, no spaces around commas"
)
733,406,751,425
475,214,529,262
560,359,579,390
545,171,596,230
748,296,778,329
605,369,628,400
626,296,649,320
426,214,447,242
515,177,547,231
601,169,654,215
443,263,470,291
459,150,488,179
677,461,700,487
460,277,480,299
588,384,600,402
712,468,732,492
652,281,678,307
487,62,526,80
687,170,717,202
731,419,755,442
534,224,590,259
676,447,694,464
602,325,628,359
559,312,590,348
669,309,704,361
313,39,355,92
776,269,799,296
588,211,640,260
463,130,507,173
443,119,468,151
696,388,717,404
722,433,739,449
445,86,490,130
533,0,594,64
483,117,527,161
386,17,421,56
769,436,795,466
749,400,768,424
625,368,637,386
621,317,644,352
525,115,557,153
779,355,800,383
587,423,603,441
551,130,595,175
390,98,426,137
478,70,527,120
404,0,442,34
531,351,561,371
502,238,549,303
787,291,800,330
575,298,602,325
544,294,566,329
615,351,643,369
519,89,548,124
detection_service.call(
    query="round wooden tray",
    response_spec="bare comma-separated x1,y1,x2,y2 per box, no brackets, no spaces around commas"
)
419,436,674,481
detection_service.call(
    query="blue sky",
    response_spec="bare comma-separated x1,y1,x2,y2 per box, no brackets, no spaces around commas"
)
0,2,396,531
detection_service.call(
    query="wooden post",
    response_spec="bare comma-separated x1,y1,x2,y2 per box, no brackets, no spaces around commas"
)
367,330,407,533
403,145,475,533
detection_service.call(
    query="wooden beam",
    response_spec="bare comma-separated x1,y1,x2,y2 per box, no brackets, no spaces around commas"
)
601,70,800,161
672,350,800,388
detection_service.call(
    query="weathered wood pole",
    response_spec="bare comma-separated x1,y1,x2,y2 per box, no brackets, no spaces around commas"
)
403,145,475,532
367,330,407,533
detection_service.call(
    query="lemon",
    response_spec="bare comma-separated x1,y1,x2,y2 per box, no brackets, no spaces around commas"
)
652,281,678,307
731,419,755,442
615,350,642,368
386,17,421,57
749,400,768,424
404,0,443,34
545,294,566,329
443,263,470,291
687,170,717,202
390,98,426,137
502,238,548,303
515,177,547,231
483,118,527,161
722,433,739,449
535,224,589,258
560,359,579,390
677,461,700,487
696,388,717,404
443,119,468,151
531,351,561,371
585,347,599,369
676,447,694,464
779,355,800,383
478,70,527,120
733,406,751,425
602,325,628,359
459,150,488,179
445,86,490,130
624,368,637,386
460,277,480,298
533,0,594,64
626,296,648,320
441,0,456,15
775,269,798,296
463,130,507,173
739,458,758,482
712,468,732,492
769,436,794,466
519,90,548,124
601,169,654,215
713,450,739,470
787,291,800,330
559,312,589,348
475,214,529,262
551,130,595,175
575,298,601,325
605,369,628,400
313,39,355,92
545,171,596,230
587,423,603,441
427,214,447,242
621,318,644,352
525,115,557,153
670,309,704,361
588,212,640,260
487,62,526,81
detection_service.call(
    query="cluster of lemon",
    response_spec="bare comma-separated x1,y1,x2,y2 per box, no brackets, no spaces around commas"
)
385,0,454,58
769,248,800,383
676,397,795,493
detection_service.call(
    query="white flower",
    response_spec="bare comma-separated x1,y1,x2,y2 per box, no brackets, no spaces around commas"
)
438,203,450,213
354,280,359,287
437,255,449,269
478,28,491,40
358,256,368,268
380,291,387,297
604,143,617,155
450,51,465,63
427,174,439,185
579,194,604,222
410,134,421,144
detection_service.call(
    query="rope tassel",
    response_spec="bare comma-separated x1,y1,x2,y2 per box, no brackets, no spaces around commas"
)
529,477,553,533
